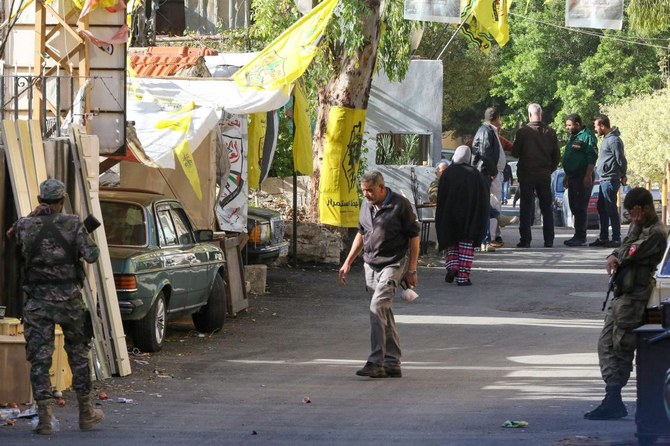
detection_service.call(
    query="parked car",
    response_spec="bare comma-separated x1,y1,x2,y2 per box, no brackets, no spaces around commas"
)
561,181,600,229
245,206,289,264
551,169,566,225
649,233,670,308
100,188,227,352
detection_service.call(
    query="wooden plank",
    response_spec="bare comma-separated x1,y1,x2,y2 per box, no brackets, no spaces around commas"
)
17,120,40,206
28,121,48,184
1,121,32,214
223,237,249,317
70,126,131,376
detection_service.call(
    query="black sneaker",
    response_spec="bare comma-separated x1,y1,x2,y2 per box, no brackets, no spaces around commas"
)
583,400,628,420
516,242,530,248
445,269,456,283
356,362,386,378
589,238,609,247
564,238,587,247
608,240,621,248
384,365,402,378
457,279,472,286
544,241,553,248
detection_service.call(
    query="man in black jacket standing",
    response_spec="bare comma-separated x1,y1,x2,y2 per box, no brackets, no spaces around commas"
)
511,103,560,248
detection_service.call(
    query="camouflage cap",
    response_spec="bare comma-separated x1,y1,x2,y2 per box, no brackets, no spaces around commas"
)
39,178,66,200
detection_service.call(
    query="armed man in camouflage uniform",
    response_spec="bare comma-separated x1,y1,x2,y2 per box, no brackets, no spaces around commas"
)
584,187,667,420
7,179,103,434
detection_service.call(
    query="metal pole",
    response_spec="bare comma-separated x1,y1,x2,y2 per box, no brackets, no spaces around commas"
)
292,171,298,267
437,9,474,60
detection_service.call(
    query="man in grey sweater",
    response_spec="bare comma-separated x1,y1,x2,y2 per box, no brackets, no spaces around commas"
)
590,114,627,248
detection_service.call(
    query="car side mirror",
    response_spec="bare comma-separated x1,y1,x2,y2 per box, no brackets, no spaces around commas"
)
195,229,214,242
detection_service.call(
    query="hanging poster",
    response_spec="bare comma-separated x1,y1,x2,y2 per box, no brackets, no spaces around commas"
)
565,0,623,31
404,0,461,24
216,114,249,233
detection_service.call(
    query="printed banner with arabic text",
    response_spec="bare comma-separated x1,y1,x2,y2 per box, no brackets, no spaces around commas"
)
404,0,461,23
318,106,366,228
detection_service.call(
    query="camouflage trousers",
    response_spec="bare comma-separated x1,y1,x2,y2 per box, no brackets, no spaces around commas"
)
23,297,92,401
597,294,648,388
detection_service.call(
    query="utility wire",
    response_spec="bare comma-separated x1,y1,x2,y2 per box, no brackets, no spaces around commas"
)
511,12,670,50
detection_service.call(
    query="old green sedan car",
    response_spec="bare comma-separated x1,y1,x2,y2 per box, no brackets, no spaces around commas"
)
100,188,226,352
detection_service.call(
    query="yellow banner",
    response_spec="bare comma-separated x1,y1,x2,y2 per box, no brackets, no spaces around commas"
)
247,112,267,189
154,102,202,200
460,0,510,52
292,80,314,175
318,106,366,228
233,0,339,91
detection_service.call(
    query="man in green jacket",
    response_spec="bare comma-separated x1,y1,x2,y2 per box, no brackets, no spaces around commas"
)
563,114,598,247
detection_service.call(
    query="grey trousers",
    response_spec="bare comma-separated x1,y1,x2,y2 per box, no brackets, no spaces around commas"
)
364,258,407,366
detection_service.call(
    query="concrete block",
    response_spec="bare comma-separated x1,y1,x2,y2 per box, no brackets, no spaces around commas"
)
244,264,267,295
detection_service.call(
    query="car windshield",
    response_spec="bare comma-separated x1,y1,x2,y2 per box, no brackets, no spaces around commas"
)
101,201,147,246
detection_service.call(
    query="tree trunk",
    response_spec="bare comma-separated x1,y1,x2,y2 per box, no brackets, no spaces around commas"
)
307,0,382,222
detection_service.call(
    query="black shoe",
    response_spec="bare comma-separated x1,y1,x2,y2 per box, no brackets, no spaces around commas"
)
584,399,628,420
384,365,402,378
356,362,386,378
544,241,553,248
564,237,587,247
457,279,472,286
445,269,456,283
495,237,503,243
608,240,621,248
589,238,609,247
516,242,530,248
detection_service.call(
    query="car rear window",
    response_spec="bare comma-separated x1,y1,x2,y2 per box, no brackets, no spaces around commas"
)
101,201,147,246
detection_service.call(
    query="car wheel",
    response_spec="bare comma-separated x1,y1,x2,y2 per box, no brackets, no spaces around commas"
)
133,292,166,352
192,274,227,333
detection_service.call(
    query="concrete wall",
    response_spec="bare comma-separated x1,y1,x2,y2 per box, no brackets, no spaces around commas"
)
364,59,443,217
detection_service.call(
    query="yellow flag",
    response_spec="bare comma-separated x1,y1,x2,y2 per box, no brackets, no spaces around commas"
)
233,0,339,91
474,0,510,46
292,80,313,175
155,102,203,200
318,106,366,228
247,112,267,189
460,0,494,53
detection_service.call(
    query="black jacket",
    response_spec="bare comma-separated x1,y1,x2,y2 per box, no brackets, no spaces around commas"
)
472,123,501,177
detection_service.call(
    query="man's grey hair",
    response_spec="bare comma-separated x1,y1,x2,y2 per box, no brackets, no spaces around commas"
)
528,103,542,116
361,171,385,186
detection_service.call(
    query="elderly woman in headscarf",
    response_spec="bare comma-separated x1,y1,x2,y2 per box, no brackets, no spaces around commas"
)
435,145,489,286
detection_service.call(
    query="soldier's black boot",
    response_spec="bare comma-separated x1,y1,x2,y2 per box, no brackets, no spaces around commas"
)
35,399,54,435
77,393,104,430
584,385,628,420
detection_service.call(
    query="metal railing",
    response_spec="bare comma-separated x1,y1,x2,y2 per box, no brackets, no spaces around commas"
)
1,73,75,138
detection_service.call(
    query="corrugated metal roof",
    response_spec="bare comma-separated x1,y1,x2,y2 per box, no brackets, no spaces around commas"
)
129,46,218,77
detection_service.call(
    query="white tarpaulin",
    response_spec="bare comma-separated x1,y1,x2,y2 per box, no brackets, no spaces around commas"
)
565,0,623,30
404,0,461,24
128,76,291,115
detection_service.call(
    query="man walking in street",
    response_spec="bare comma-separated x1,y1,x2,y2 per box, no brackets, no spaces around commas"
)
511,103,560,248
590,114,627,248
584,187,667,420
339,171,420,379
7,179,104,435
563,114,598,247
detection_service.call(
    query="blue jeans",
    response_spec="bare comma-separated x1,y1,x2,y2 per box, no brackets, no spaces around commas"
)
502,181,510,202
597,179,621,242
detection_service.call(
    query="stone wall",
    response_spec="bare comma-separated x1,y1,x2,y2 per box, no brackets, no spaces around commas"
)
285,221,344,265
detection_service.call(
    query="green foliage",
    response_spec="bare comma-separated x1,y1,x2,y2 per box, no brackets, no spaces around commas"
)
604,87,670,184
416,24,499,137
374,133,420,165
628,0,670,33
489,0,669,149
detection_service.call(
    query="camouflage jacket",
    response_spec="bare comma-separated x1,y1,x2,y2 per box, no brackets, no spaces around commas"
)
9,204,99,302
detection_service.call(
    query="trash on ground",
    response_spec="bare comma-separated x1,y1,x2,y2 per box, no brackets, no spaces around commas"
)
99,392,109,400
502,420,528,428
57,398,66,407
117,397,133,403
302,396,311,404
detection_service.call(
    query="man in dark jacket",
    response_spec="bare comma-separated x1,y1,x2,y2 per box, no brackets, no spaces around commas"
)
511,103,560,248
435,145,489,286
339,171,420,379
590,114,627,248
563,114,598,247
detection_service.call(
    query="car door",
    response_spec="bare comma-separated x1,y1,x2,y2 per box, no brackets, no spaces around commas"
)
167,205,209,308
155,203,192,312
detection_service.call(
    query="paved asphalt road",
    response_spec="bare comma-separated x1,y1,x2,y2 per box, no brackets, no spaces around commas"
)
3,223,669,445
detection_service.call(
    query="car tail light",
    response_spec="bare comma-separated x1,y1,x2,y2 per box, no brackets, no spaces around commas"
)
248,223,271,245
114,274,138,292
